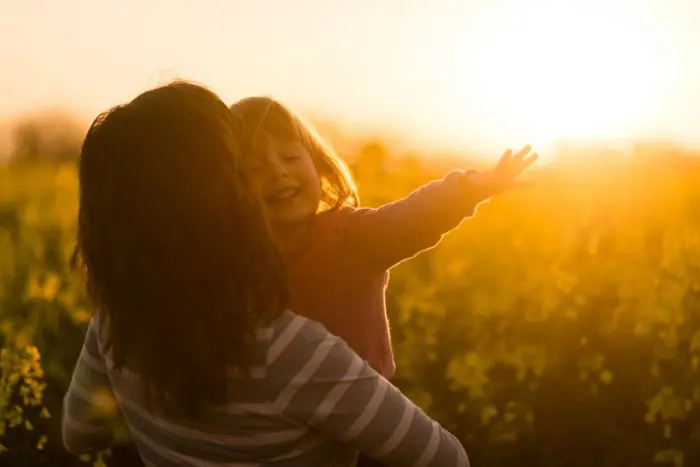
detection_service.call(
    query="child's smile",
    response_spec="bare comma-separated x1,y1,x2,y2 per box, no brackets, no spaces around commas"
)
265,186,300,205
245,137,321,235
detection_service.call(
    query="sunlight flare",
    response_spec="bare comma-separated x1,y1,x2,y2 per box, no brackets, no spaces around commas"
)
442,2,668,154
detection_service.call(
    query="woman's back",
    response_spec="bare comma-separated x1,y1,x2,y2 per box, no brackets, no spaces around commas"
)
65,310,468,466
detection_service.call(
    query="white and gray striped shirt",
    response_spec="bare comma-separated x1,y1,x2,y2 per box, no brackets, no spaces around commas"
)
62,310,469,466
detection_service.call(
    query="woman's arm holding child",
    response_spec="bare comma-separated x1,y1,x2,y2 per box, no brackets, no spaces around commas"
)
269,314,470,466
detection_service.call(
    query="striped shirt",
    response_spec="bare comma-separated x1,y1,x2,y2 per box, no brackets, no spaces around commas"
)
62,311,469,466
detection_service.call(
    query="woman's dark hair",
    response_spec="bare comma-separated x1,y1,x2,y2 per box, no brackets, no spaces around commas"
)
72,81,289,418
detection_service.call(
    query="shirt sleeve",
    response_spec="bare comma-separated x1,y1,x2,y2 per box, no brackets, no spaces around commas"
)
267,315,469,467
343,170,487,271
62,316,120,455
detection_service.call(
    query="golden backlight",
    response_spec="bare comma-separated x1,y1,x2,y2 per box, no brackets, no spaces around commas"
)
445,3,667,153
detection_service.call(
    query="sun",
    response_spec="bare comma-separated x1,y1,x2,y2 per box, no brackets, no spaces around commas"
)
440,3,666,154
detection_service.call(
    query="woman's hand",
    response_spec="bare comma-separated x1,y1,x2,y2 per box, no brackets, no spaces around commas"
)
467,145,538,198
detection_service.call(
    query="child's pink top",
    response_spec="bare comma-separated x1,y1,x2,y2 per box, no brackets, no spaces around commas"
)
281,171,483,379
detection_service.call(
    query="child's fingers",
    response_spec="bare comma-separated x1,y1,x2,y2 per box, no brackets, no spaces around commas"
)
498,145,532,177
512,145,532,162
509,151,538,178
496,149,513,170
520,152,539,170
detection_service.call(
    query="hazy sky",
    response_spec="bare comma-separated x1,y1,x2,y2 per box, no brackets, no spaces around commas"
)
1,0,698,154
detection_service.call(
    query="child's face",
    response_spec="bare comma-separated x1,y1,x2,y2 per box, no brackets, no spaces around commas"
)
244,136,321,233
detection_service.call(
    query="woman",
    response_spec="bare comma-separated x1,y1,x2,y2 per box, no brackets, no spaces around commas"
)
62,81,469,466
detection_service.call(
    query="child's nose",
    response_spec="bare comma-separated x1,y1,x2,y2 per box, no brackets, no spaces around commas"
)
267,158,289,179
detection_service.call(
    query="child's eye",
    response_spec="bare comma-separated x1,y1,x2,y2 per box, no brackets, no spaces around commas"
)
281,151,301,162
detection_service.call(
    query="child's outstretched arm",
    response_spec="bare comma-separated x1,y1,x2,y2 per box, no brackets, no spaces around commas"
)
343,146,537,271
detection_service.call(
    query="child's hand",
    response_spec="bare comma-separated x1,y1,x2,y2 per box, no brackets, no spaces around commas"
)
467,145,538,199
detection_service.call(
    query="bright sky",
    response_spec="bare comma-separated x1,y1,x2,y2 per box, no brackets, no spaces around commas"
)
1,0,698,155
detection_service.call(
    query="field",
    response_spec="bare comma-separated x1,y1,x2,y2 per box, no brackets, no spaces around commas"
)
1,142,700,466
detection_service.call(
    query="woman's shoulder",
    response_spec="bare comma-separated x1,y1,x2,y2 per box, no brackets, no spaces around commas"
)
265,310,339,346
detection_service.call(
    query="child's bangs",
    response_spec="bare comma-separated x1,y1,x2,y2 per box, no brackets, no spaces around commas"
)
254,105,303,146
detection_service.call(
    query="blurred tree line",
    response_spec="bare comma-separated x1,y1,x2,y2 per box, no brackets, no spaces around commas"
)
2,110,84,163
0,117,699,466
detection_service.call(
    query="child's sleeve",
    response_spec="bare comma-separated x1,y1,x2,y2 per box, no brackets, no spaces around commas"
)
343,170,486,271
62,317,120,455
268,316,470,466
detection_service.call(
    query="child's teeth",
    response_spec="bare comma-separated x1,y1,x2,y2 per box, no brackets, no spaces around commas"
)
273,188,295,200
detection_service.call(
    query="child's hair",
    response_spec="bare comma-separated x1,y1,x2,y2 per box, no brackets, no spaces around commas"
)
230,96,359,210
73,81,289,419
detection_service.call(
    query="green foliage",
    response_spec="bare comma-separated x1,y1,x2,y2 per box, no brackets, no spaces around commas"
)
0,163,110,465
0,345,49,450
355,148,700,467
2,145,700,466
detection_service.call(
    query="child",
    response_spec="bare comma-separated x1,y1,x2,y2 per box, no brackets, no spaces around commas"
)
229,96,537,374
229,96,535,466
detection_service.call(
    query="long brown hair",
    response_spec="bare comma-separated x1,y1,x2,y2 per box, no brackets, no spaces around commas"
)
230,96,359,211
72,81,289,418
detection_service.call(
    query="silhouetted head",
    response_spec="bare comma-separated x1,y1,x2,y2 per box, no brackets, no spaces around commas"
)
73,81,289,418
229,96,357,242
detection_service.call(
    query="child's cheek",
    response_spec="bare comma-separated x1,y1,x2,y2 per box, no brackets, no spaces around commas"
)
248,177,265,201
